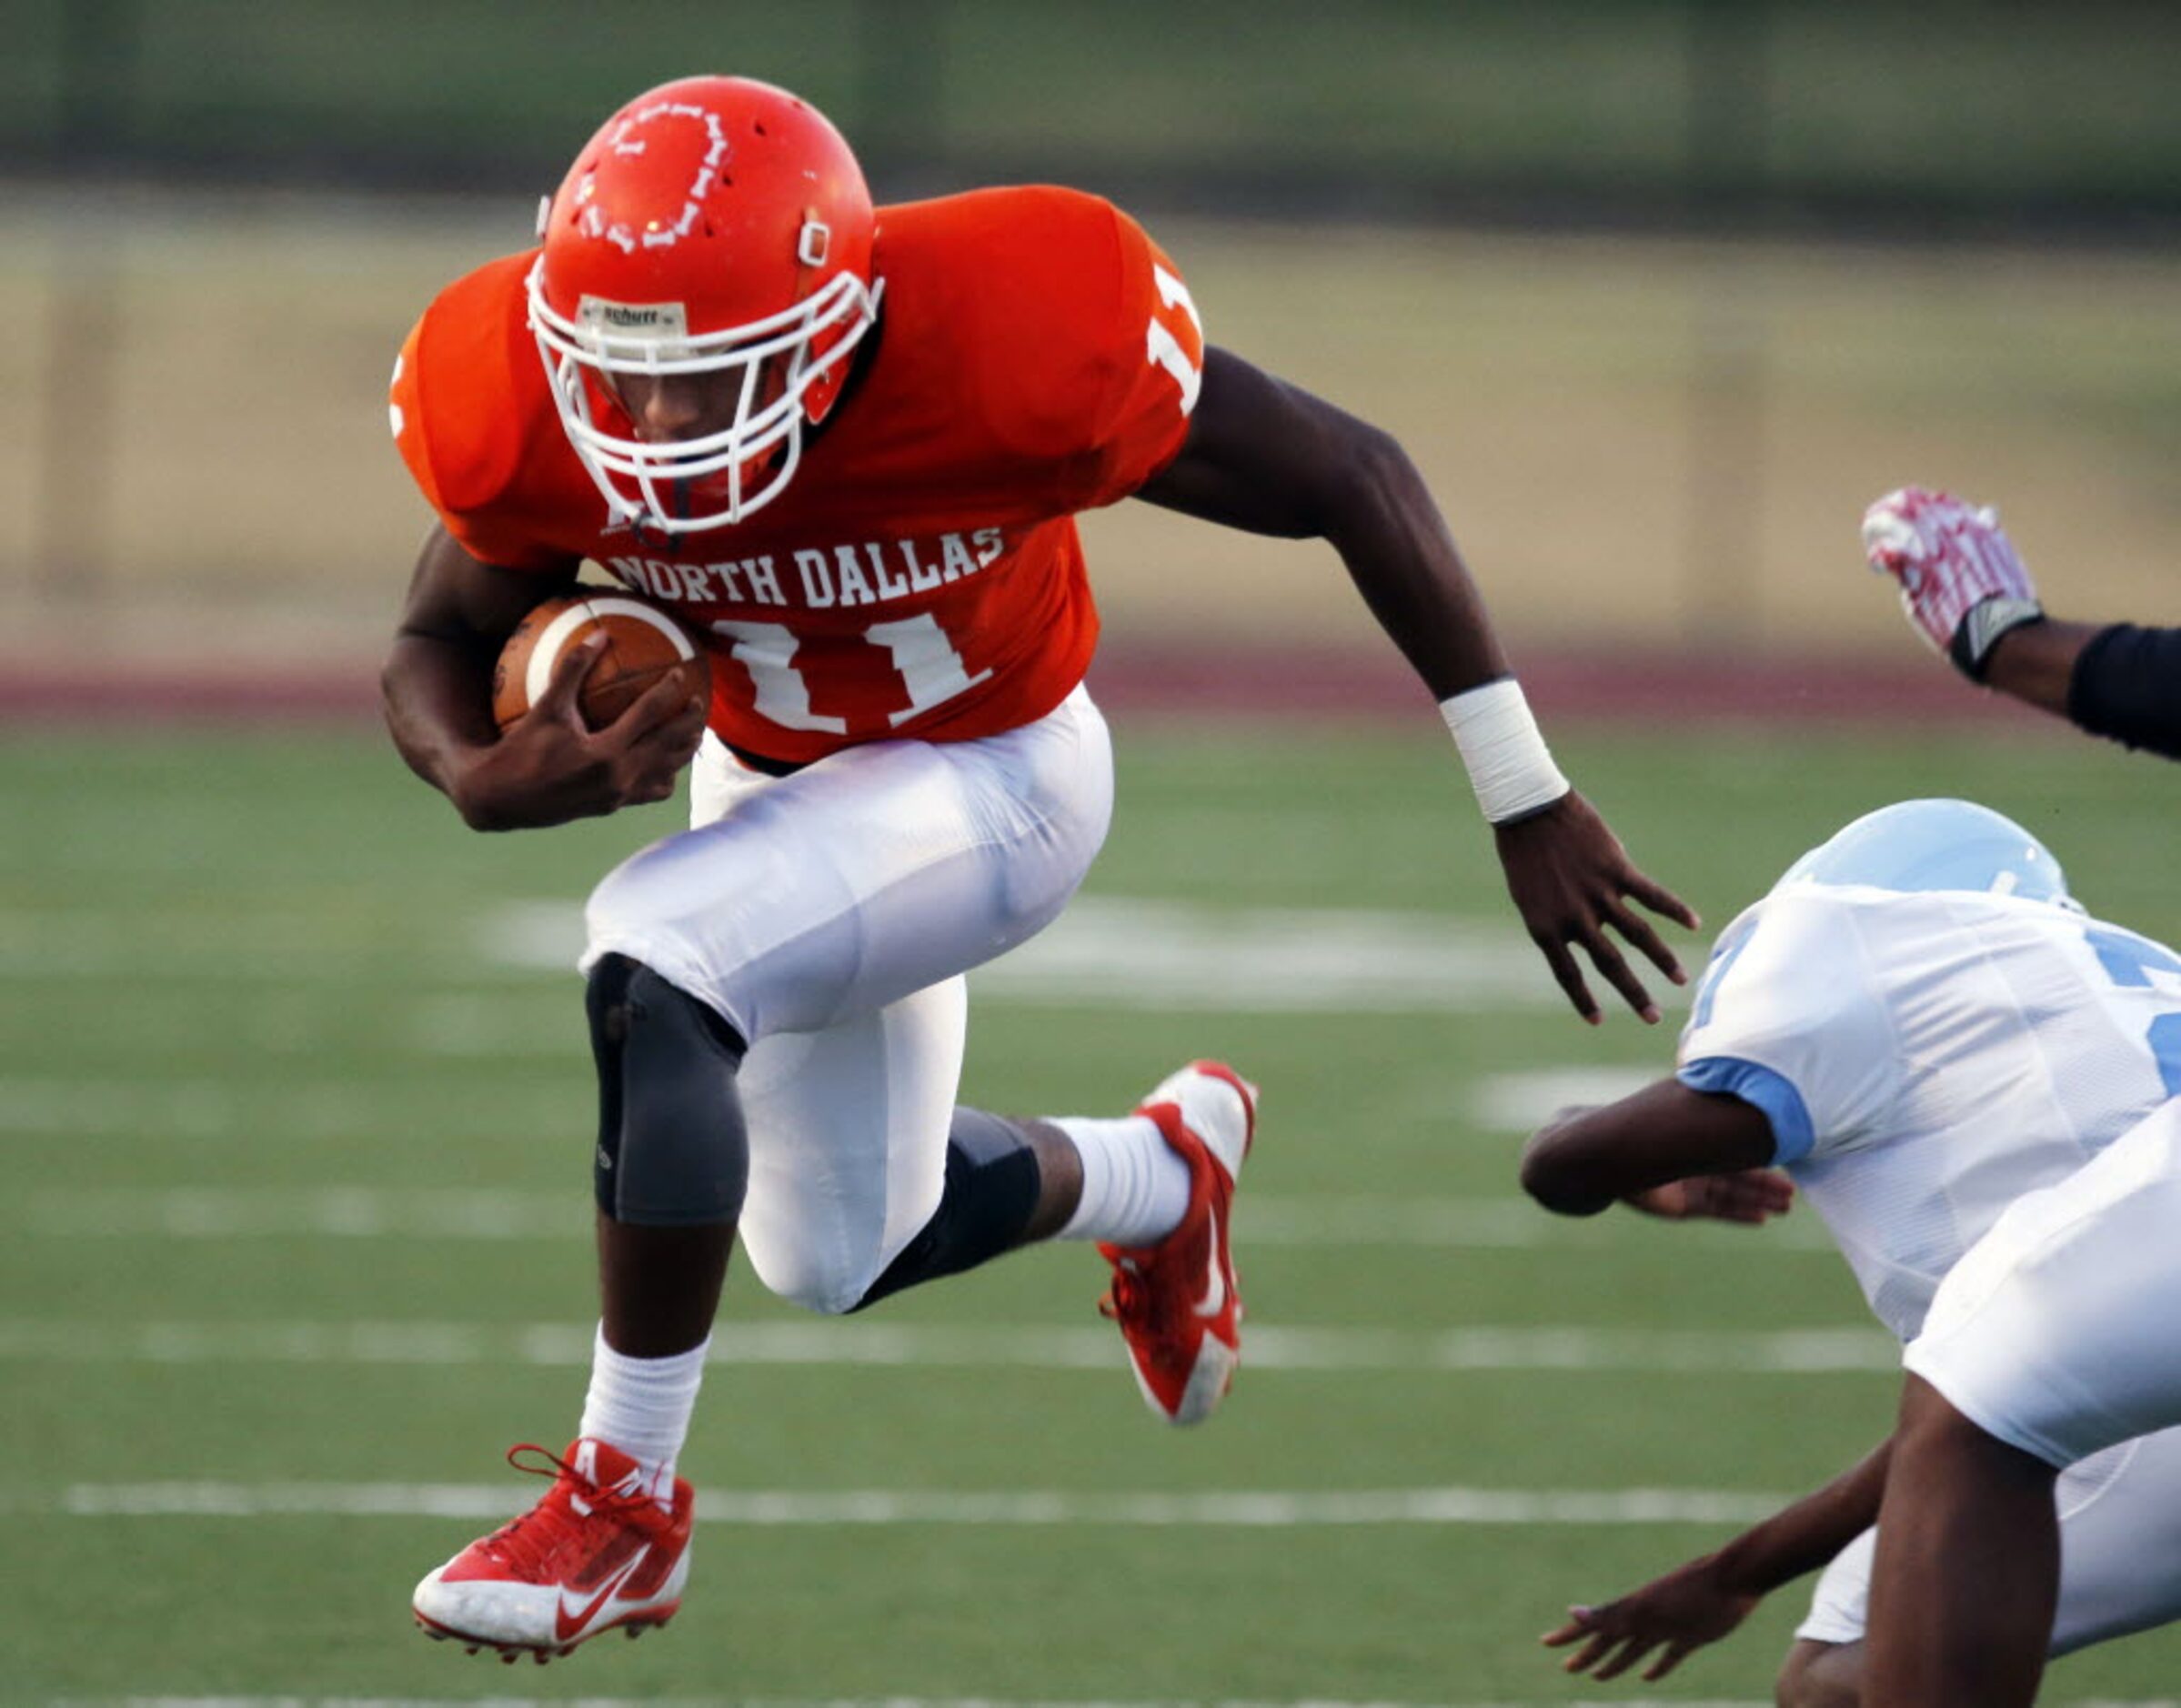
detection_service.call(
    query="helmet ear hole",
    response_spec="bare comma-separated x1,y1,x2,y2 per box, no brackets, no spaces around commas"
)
798,218,831,267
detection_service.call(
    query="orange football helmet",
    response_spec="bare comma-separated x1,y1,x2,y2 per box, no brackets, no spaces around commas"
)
527,75,881,532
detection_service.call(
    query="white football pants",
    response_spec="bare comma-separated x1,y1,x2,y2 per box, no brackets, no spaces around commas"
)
1797,1422,2181,1655
581,685,1115,1314
1905,1097,2181,1468
1794,1098,2181,1656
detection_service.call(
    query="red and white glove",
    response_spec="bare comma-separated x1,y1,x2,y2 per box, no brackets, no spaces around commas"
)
1862,486,2045,680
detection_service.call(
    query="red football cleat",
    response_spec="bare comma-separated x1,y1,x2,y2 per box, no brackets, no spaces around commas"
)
1098,1061,1258,1426
413,1438,691,1661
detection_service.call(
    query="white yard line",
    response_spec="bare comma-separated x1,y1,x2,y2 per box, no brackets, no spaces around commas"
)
5,896,1684,1020
14,1184,1834,1250
0,1072,1714,1170
23,1185,584,1240
36,1482,1790,1525
0,1319,1898,1373
480,897,1689,1016
0,939,382,982
0,1080,568,1141
1471,1068,1668,1132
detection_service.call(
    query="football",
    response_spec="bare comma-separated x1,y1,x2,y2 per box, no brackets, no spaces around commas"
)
491,591,709,731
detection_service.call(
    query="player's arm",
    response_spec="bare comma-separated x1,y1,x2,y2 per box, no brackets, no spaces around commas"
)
1542,1437,1892,1683
2041,622,2181,759
1518,1077,1784,1219
1968,608,2181,759
1135,347,1699,1026
382,525,707,831
1863,487,2181,759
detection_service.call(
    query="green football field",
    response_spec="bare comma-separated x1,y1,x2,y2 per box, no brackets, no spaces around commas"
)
4,714,2178,1704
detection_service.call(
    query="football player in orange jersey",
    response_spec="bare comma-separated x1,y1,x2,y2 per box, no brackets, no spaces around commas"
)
383,75,1697,1661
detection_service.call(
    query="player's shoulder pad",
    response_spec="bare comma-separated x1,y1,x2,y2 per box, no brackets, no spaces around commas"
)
1741,882,1866,935
1688,884,1890,1044
875,186,1176,457
388,250,547,518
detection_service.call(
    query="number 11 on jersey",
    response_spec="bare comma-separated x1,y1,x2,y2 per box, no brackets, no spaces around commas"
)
711,614,994,735
1146,264,1203,415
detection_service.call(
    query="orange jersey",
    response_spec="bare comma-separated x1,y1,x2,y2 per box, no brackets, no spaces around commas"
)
390,186,1205,763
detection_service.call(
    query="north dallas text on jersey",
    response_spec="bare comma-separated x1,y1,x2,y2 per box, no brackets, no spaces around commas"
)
604,527,1009,612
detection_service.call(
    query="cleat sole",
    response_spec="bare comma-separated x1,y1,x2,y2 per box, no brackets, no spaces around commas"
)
416,1600,680,1663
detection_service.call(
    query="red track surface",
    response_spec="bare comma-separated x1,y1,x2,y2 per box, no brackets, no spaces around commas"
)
0,643,2049,733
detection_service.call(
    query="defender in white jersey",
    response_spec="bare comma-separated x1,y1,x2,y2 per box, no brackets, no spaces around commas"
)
1515,799,2181,1703
1869,1101,2181,1706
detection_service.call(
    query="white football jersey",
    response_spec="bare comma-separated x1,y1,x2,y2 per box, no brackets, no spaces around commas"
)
1676,883,2181,1341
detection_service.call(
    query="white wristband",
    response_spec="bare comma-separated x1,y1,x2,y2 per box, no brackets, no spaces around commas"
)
1440,678,1571,824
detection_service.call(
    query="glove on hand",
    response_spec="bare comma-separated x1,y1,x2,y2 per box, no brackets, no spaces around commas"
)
1863,486,2045,680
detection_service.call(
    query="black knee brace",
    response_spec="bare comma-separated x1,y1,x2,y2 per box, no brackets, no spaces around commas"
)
850,1107,1045,1311
587,953,750,1227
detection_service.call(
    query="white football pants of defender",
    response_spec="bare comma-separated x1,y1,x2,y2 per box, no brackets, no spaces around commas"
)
1904,1097,2181,1469
1797,1423,2181,1655
580,685,1115,1316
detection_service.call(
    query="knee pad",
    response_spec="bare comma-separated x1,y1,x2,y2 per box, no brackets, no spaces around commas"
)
588,953,750,1227
848,1108,1043,1312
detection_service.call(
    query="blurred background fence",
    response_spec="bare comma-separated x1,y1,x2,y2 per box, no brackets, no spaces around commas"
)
5,0,2178,678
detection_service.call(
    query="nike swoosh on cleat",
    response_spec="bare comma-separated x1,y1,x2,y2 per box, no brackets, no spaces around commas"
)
555,1552,648,1643
1192,1239,1226,1320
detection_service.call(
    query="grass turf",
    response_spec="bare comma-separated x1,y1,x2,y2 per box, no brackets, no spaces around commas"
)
3,716,2177,1702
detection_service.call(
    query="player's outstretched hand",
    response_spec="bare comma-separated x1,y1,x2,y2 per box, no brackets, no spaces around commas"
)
459,634,709,829
1541,1553,1762,1683
1493,791,1699,1025
1862,486,2045,680
1627,1169,1794,1226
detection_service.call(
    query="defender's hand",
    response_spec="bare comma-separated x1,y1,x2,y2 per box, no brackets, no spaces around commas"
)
1627,1168,1794,1226
456,635,708,830
1541,1554,1762,1683
1862,486,2045,679
1494,792,1699,1025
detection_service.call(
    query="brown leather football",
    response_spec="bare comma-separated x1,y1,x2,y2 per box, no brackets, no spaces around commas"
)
491,592,709,732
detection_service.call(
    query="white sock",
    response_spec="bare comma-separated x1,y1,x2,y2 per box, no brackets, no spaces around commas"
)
577,1326,709,1505
1052,1114,1192,1246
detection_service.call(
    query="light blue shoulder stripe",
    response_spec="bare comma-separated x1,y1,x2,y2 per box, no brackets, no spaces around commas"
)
1677,1056,1816,1165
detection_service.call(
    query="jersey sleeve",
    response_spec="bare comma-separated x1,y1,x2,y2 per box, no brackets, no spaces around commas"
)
2068,623,2181,760
387,290,569,573
1072,206,1206,508
1674,894,1904,1165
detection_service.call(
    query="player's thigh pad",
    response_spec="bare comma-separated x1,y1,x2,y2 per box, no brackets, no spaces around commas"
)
734,975,968,1315
1905,1100,2181,1468
1796,1424,2181,1654
581,685,1113,1044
